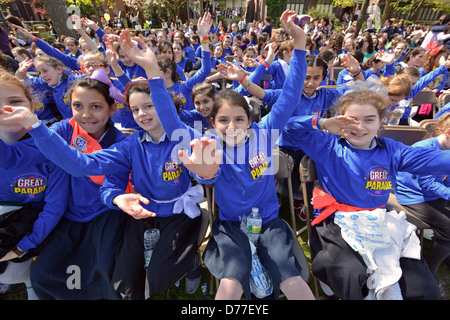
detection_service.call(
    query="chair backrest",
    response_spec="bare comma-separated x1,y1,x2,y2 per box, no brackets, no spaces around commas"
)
377,125,428,145
272,148,292,179
418,119,437,133
299,155,317,184
438,93,450,109
412,89,437,105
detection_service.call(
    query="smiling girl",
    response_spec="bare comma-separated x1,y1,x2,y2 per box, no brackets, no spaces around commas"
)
0,73,130,299
16,56,86,119
0,73,69,300
119,10,315,300
280,89,450,299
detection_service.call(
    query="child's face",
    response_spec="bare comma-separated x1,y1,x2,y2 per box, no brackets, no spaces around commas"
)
194,93,214,118
65,40,78,54
211,102,252,146
129,91,164,138
393,44,406,59
386,94,406,107
223,37,231,48
214,46,224,58
13,52,27,63
343,103,382,149
0,83,33,133
82,56,108,76
117,49,135,67
210,34,218,44
303,66,324,97
71,86,115,140
244,51,256,60
159,47,173,60
172,44,183,59
409,52,424,67
232,46,243,58
36,62,63,86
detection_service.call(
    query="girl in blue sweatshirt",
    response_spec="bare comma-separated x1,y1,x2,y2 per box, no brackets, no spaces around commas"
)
16,55,86,119
4,15,221,300
281,90,447,300
0,73,70,299
395,114,450,280
122,10,315,300
0,75,131,300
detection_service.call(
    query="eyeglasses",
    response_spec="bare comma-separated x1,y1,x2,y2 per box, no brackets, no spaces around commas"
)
83,63,105,69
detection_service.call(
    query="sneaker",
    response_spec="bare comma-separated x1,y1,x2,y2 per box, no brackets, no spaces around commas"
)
294,200,307,221
185,253,201,294
0,283,11,294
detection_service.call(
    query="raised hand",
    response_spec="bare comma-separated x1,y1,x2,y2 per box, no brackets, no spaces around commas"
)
113,193,156,219
341,53,362,76
320,116,360,137
103,35,119,66
217,62,245,81
279,10,306,50
377,51,394,65
178,137,222,179
8,23,34,40
118,29,159,78
0,106,39,129
196,12,213,38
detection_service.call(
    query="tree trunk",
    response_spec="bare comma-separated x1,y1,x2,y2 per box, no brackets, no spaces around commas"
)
355,0,371,36
41,0,77,39
381,0,390,25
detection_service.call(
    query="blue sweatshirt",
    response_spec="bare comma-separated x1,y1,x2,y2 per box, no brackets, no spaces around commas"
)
27,113,200,218
34,38,80,71
168,50,211,111
281,116,450,219
398,65,448,122
187,49,307,224
2,120,128,222
395,137,450,204
25,70,86,119
0,135,69,253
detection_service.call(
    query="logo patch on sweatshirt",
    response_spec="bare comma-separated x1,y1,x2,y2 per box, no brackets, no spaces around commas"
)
12,174,47,197
73,135,88,151
249,151,268,180
162,160,183,184
364,166,392,195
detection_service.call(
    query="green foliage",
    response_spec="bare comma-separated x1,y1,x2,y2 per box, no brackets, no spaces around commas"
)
331,0,357,8
266,0,287,27
307,6,336,21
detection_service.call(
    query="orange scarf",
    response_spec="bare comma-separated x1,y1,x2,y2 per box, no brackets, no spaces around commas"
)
69,118,134,193
311,188,384,226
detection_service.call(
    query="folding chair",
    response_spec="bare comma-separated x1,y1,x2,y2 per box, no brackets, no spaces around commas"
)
297,155,321,298
412,89,438,118
298,155,317,241
418,119,437,134
377,125,428,145
438,92,450,110
272,147,297,233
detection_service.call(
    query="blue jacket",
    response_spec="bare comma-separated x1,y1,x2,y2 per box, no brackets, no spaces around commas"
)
281,115,450,219
395,137,450,204
0,135,69,252
191,49,307,223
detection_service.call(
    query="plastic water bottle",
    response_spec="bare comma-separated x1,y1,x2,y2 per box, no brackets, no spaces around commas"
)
387,100,407,125
249,240,273,298
143,228,160,268
246,207,262,245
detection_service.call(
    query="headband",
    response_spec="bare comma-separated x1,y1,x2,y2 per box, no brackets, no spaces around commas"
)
90,69,125,104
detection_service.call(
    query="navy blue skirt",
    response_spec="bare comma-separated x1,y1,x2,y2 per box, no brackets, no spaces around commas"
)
203,217,302,299
30,210,126,300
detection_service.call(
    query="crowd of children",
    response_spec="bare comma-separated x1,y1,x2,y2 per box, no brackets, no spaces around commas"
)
0,8,448,301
